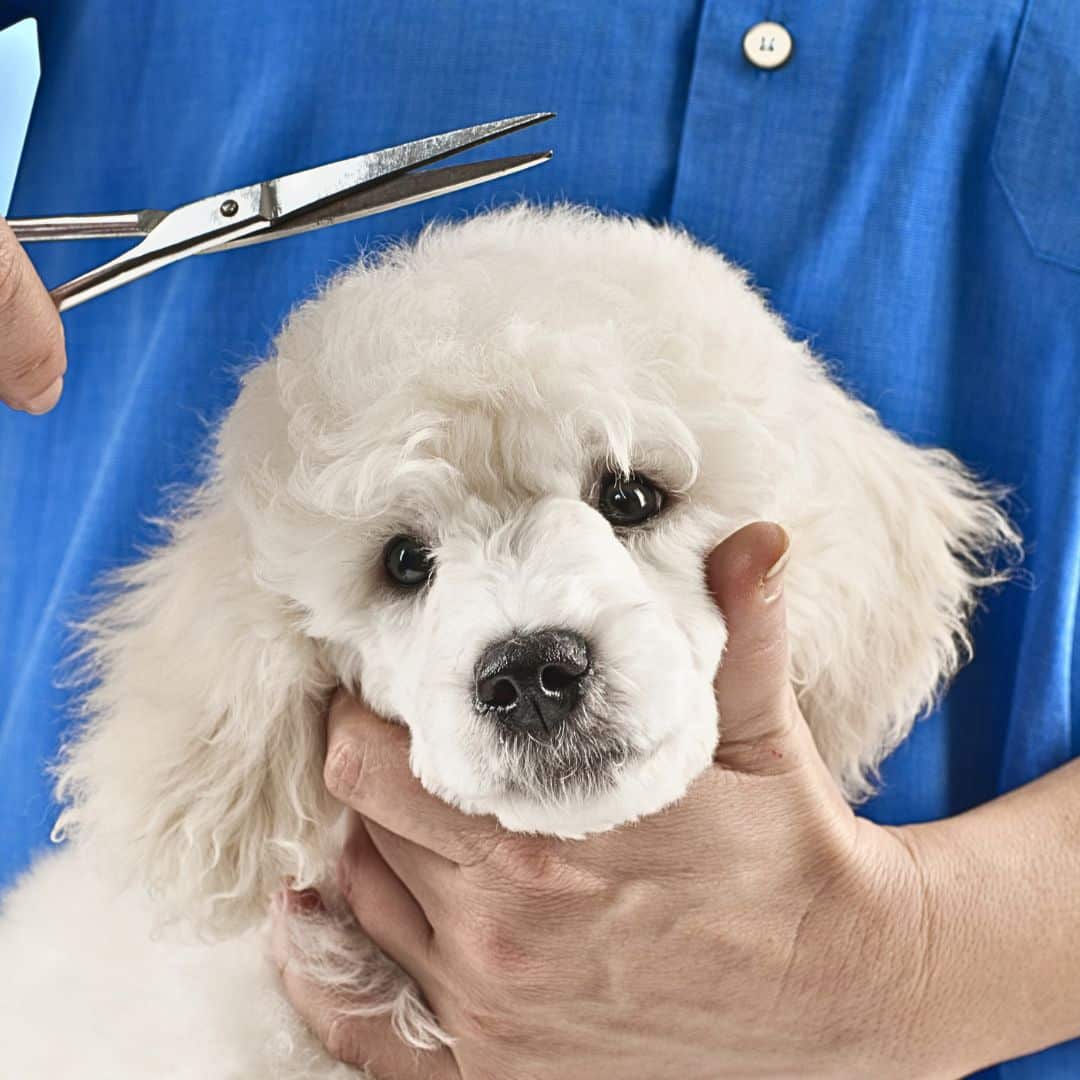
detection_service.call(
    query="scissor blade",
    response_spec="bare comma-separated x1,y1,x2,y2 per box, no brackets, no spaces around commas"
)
211,151,553,252
262,112,554,221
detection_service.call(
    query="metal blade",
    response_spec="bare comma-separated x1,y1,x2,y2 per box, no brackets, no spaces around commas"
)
261,112,554,221
209,151,553,252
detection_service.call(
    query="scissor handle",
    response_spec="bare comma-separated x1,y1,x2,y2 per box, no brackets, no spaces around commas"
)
9,212,164,242
21,185,272,311
47,215,267,311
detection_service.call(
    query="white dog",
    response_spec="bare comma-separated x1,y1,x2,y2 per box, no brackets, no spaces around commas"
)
0,204,1017,1078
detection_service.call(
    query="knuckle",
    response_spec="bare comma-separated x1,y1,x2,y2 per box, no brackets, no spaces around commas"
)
486,833,573,894
713,706,800,774
39,318,66,371
452,992,528,1045
469,914,532,977
324,738,365,805
450,900,541,986
323,1012,365,1066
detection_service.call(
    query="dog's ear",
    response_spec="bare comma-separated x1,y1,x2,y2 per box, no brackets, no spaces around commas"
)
53,473,337,935
780,372,1020,801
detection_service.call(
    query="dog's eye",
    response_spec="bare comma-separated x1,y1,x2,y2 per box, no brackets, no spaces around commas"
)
597,473,664,527
384,535,434,588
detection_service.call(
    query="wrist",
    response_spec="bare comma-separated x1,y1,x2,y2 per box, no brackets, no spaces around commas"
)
765,817,946,1079
883,793,1080,1077
831,819,956,1079
870,822,972,1079
880,813,1057,1079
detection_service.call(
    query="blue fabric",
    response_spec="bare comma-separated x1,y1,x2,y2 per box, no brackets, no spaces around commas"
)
1,2,1077,1074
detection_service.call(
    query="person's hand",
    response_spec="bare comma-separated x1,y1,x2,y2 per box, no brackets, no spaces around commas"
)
0,217,66,414
274,521,950,1079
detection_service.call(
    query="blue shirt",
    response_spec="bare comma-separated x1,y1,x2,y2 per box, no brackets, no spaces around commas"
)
1,3,1077,1074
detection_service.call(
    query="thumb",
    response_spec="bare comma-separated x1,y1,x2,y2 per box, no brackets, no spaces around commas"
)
0,218,66,414
707,521,800,762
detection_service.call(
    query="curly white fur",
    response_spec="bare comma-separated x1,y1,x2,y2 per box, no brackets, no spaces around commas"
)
0,205,1018,1078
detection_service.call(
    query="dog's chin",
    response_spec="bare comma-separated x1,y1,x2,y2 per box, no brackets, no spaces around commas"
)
482,700,637,804
450,696,720,838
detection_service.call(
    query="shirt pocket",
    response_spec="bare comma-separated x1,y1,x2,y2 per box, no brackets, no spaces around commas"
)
991,0,1080,272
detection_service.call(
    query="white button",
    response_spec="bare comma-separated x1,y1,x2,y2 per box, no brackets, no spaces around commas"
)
743,21,793,70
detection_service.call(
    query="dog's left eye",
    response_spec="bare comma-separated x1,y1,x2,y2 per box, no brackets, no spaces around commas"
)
384,535,434,588
597,472,664,527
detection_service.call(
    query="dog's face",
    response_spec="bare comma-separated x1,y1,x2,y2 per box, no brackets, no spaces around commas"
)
300,389,726,836
58,205,1014,930
231,222,738,833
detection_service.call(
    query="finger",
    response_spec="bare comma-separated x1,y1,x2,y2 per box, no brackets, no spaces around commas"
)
0,218,67,413
272,894,459,1078
338,815,439,979
362,816,457,922
325,689,502,866
707,521,807,768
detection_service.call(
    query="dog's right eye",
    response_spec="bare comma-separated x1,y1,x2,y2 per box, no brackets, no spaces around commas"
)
597,472,664,527
383,536,434,588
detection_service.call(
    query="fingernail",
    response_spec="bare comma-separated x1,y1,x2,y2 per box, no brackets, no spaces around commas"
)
761,527,791,604
285,887,324,915
24,376,63,415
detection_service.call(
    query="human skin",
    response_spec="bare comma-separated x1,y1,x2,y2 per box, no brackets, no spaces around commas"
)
275,521,1080,1079
0,217,66,414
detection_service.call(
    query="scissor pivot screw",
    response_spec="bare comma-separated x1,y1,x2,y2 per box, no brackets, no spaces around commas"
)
220,199,239,217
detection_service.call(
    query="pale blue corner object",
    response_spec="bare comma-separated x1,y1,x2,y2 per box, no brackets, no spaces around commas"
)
0,19,40,215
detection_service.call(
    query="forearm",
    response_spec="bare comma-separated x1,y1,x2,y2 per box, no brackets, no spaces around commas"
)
894,757,1080,1075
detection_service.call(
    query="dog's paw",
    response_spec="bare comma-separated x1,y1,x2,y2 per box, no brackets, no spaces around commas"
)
285,895,451,1052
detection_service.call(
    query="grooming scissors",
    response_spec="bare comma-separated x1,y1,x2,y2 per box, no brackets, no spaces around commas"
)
9,113,554,311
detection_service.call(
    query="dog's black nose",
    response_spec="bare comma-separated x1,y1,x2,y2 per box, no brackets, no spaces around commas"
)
474,629,590,737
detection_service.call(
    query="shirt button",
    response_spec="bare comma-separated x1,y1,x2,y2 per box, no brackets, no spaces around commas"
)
742,21,794,70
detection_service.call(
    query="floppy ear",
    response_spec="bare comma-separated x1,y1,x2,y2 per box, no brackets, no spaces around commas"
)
781,373,1020,801
54,474,338,935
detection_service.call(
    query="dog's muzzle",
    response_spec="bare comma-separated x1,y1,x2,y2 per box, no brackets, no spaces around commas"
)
473,629,591,738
